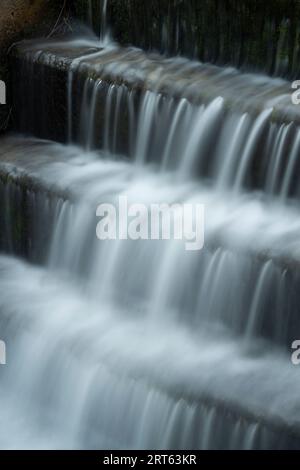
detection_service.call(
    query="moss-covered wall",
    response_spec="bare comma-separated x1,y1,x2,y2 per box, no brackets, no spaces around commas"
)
0,0,68,133
74,0,300,78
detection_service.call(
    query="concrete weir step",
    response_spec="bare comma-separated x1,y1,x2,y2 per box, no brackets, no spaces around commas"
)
2,136,300,352
1,135,300,266
11,38,300,143
10,38,300,198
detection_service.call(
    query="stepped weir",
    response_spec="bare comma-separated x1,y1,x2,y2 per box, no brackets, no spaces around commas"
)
0,0,300,450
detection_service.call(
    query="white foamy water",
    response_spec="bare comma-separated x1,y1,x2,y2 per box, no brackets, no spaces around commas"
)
0,254,299,449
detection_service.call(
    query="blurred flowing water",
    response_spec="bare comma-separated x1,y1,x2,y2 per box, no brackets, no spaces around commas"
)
1,4,300,450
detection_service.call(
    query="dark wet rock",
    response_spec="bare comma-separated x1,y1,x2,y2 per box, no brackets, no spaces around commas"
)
0,0,69,133
75,0,300,79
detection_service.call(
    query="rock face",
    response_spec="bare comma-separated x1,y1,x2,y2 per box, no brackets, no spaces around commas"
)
0,0,65,132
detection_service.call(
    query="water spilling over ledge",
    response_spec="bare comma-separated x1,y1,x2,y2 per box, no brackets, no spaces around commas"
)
1,137,300,358
1,1,300,451
11,39,300,199
1,253,300,449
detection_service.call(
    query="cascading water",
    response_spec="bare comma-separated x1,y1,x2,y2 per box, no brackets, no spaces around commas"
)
2,3,300,451
99,0,111,46
63,45,300,199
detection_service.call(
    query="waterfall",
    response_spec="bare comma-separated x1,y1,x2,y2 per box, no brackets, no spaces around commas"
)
85,0,112,45
25,41,292,198
1,132,300,449
3,14,300,450
15,41,300,198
